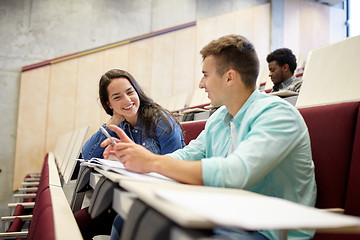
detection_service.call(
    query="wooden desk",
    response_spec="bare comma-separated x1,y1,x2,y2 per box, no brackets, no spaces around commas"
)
119,180,360,239
87,167,360,240
50,185,83,240
119,180,257,229
90,168,179,220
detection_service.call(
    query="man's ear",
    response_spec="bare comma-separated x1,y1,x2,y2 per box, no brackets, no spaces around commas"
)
226,69,236,85
282,64,290,73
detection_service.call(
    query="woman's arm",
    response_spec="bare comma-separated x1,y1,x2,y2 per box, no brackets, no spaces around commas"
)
155,117,185,154
82,124,119,160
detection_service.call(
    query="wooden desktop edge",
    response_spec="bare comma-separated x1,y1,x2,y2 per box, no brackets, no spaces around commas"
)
118,180,257,229
89,168,360,236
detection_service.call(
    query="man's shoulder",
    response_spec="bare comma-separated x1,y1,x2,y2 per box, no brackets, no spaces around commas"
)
279,76,303,93
250,92,297,114
204,106,228,126
289,77,303,92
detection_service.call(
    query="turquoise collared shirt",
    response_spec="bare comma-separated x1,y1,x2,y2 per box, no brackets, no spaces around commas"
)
169,89,317,240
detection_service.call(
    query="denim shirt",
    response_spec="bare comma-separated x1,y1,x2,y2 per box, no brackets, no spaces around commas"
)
82,114,185,160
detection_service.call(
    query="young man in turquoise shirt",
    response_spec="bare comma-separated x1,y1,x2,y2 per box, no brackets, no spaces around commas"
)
102,35,317,240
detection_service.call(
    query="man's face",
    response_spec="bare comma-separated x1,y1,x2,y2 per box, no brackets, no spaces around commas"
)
199,55,226,107
268,61,286,85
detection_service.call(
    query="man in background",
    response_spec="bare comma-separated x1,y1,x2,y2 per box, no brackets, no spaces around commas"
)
266,48,302,93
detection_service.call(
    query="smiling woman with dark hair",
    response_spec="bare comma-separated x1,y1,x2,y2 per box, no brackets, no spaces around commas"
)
83,69,185,160
78,69,185,240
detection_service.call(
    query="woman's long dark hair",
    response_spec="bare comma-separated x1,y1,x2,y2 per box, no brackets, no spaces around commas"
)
99,69,181,137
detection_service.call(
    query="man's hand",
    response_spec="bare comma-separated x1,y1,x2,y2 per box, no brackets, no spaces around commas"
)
100,125,156,173
101,125,203,185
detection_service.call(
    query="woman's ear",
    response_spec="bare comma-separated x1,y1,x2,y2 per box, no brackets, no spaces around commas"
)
107,101,113,109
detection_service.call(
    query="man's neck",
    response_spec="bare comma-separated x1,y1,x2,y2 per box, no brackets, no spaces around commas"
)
226,87,255,117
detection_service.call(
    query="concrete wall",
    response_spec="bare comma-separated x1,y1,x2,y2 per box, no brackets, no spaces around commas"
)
0,0,268,206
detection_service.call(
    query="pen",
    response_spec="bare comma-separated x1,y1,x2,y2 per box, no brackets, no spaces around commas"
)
100,126,117,146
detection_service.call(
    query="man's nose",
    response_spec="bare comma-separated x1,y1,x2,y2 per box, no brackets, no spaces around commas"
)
199,77,205,89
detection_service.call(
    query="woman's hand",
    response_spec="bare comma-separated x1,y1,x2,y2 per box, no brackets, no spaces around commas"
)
106,112,125,127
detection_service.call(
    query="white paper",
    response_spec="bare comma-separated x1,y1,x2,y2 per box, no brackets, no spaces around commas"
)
77,158,177,183
155,189,360,230
268,89,298,97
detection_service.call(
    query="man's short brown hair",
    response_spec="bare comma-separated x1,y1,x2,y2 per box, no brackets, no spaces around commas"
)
200,34,259,88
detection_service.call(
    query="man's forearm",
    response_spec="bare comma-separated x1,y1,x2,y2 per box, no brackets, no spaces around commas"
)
152,155,204,185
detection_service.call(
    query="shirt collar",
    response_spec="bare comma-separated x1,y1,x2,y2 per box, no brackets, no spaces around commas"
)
122,116,142,130
280,76,295,88
223,89,260,126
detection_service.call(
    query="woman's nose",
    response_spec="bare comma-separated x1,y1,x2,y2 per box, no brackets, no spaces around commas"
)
123,94,131,102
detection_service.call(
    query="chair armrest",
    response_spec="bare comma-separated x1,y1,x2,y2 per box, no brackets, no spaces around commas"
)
0,231,28,239
18,187,38,193
24,177,40,182
8,202,35,209
13,193,37,199
21,182,39,187
1,215,32,222
27,172,41,177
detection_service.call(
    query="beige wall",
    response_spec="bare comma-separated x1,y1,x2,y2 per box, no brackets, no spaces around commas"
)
13,2,346,190
257,0,346,90
284,0,346,64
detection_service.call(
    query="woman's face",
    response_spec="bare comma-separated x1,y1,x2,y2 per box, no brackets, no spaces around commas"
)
107,77,140,124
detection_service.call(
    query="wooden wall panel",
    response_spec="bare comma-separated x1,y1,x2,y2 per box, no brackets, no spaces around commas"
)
248,4,271,68
75,52,105,137
299,2,330,58
173,27,196,109
150,33,175,106
194,17,217,92
46,59,78,152
103,45,129,72
284,0,346,62
194,4,271,106
216,11,236,38
127,39,153,96
13,66,50,190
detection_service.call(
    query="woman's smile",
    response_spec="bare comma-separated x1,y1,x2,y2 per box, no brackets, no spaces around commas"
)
123,102,135,110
